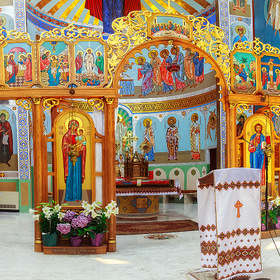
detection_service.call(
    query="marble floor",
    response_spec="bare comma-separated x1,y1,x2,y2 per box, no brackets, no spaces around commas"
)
0,203,280,280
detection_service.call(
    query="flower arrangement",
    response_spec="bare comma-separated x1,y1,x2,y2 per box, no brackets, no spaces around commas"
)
56,200,119,239
261,196,280,228
82,200,119,239
29,201,64,234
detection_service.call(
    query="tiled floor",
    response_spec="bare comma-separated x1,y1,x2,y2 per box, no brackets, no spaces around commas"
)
0,203,279,280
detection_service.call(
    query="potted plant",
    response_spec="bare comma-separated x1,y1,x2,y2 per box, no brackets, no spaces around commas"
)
82,200,119,246
29,201,64,246
261,198,280,230
56,210,92,247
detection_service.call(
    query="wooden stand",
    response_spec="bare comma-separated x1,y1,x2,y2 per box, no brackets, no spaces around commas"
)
261,228,280,239
43,239,107,255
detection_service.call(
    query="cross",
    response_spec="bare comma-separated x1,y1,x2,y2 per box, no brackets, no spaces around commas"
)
166,0,175,13
122,131,139,146
234,200,243,218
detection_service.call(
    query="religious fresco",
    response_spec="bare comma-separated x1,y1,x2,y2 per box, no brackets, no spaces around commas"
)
119,44,206,98
0,12,14,32
260,55,280,95
231,51,256,94
0,107,17,171
254,0,280,45
148,14,191,40
56,111,93,205
3,42,33,87
229,0,251,17
74,40,107,87
39,40,69,87
230,22,252,47
206,106,217,147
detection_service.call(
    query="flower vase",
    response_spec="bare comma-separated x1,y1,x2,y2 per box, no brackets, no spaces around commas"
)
275,217,280,229
42,232,58,247
69,235,83,247
90,233,103,247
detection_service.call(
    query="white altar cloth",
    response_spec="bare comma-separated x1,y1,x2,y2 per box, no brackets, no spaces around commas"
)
197,168,262,280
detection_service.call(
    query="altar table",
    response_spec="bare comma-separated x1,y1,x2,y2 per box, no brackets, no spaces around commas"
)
116,179,181,220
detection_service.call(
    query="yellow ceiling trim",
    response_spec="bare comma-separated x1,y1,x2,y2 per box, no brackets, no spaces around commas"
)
84,10,91,24
142,0,160,12
72,1,85,22
176,0,197,14
156,0,177,13
36,0,52,10
48,0,69,15
194,0,211,9
140,3,147,11
60,0,81,19
93,17,100,26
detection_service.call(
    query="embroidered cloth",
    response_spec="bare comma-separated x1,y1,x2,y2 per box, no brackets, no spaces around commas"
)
197,168,262,280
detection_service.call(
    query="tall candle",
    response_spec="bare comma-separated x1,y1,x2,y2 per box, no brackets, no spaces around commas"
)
266,136,271,145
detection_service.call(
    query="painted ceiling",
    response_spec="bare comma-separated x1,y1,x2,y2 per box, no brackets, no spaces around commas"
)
27,0,215,30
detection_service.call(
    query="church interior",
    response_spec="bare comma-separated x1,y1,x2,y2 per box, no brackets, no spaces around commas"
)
0,0,280,279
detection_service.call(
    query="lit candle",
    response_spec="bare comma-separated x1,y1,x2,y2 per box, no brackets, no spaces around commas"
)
266,136,271,145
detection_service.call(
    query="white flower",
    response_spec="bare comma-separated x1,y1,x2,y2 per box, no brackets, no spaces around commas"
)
82,201,88,209
91,211,100,219
272,196,280,206
32,214,40,221
54,204,61,212
45,212,52,220
92,201,102,209
58,212,65,221
104,212,111,219
29,208,37,215
42,206,51,215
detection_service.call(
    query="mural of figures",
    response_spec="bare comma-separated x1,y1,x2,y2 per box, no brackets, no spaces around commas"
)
0,13,14,33
232,51,256,93
115,115,130,157
166,117,180,160
0,111,13,167
171,46,185,91
160,49,174,93
75,41,105,86
149,50,162,94
62,120,86,202
149,16,190,40
261,55,280,94
120,44,207,98
233,26,248,45
3,43,33,87
184,48,196,87
267,0,280,35
95,51,104,74
207,110,217,141
190,113,200,160
236,113,246,136
40,41,69,86
136,56,154,96
248,123,266,186
142,118,155,161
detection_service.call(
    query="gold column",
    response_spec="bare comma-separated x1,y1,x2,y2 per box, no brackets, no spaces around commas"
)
32,98,48,252
227,102,238,168
104,98,117,252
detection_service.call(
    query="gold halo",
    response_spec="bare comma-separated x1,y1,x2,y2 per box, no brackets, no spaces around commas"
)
27,53,32,57
0,110,10,120
160,49,169,58
77,51,83,55
135,56,146,65
0,16,7,26
86,48,92,53
171,46,179,55
19,54,25,59
237,112,247,122
191,113,199,122
235,25,246,34
167,116,176,126
77,127,85,134
276,69,280,74
143,118,152,127
96,51,102,56
148,50,158,59
240,63,245,68
117,114,123,122
9,54,14,58
262,67,267,72
65,116,83,131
